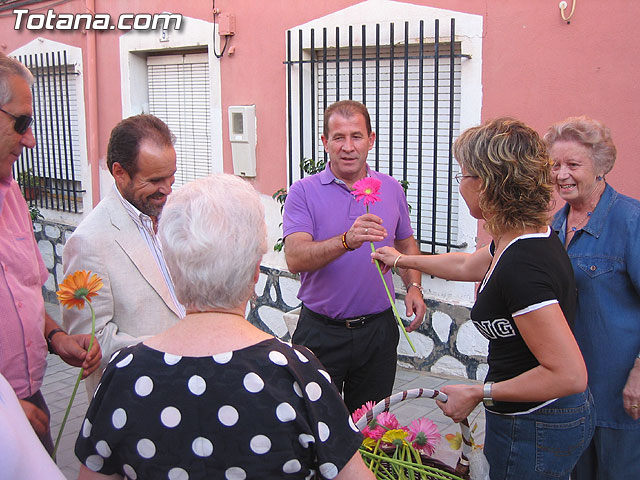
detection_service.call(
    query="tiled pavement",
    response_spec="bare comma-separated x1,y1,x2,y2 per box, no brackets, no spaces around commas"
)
44,304,485,479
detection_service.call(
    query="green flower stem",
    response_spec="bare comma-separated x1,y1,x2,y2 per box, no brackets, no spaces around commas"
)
52,299,96,460
360,449,464,480
369,241,416,353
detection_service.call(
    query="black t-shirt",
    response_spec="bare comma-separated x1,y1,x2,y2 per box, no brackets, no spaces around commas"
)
472,229,577,414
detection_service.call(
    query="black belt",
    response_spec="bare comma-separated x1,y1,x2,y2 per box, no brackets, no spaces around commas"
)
302,305,391,329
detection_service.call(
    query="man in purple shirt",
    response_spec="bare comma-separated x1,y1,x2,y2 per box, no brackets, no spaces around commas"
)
0,53,101,454
283,100,426,412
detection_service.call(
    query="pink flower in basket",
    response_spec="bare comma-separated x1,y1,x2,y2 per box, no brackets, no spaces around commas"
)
406,417,441,456
351,177,381,206
361,411,400,440
352,400,375,423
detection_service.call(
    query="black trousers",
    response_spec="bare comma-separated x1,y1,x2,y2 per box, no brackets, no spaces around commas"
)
292,305,399,413
23,389,54,455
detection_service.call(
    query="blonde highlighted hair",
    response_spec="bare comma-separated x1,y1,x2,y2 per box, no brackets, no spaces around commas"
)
454,117,554,237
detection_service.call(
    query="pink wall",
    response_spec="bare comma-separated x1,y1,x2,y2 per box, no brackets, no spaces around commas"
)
214,0,640,199
2,0,639,207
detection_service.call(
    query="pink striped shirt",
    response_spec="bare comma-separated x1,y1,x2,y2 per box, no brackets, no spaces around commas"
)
0,177,49,399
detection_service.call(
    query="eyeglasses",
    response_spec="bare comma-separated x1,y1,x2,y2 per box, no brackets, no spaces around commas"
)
454,173,479,184
0,107,33,135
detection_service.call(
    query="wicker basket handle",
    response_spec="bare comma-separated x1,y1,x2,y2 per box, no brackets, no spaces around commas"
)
354,388,472,478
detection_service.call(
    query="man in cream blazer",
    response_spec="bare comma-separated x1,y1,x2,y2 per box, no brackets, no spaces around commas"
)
62,115,185,395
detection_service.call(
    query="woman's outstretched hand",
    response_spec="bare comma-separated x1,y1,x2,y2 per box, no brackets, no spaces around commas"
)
371,246,402,274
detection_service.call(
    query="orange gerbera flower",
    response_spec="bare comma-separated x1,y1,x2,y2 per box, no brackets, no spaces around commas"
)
57,270,103,310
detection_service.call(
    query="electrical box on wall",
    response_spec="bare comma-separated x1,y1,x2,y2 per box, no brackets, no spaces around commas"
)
228,105,257,177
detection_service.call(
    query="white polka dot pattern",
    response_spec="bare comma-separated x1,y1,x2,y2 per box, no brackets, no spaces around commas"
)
95,440,112,458
243,372,264,393
85,455,104,472
168,467,189,480
160,406,181,428
136,438,156,459
283,459,302,473
134,376,153,397
293,381,303,398
75,340,364,479
218,405,239,426
116,353,133,368
318,422,330,442
187,375,206,395
123,464,137,479
250,434,271,454
163,353,182,365
319,462,339,479
348,416,359,432
276,402,296,422
268,351,288,366
305,382,322,401
318,369,331,383
212,351,233,364
112,408,127,429
225,467,247,480
298,433,315,448
294,349,309,363
81,418,92,438
192,436,214,457
109,351,120,363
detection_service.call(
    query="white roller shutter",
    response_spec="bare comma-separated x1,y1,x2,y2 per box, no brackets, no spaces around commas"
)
316,44,462,247
147,53,211,188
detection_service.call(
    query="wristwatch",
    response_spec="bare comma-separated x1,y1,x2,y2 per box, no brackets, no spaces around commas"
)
483,381,495,407
46,328,66,355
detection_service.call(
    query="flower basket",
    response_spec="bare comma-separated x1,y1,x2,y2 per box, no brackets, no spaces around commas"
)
355,388,474,480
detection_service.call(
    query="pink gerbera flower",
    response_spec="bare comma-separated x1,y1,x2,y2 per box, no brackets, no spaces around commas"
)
352,400,376,423
361,411,400,440
406,417,441,457
351,177,382,206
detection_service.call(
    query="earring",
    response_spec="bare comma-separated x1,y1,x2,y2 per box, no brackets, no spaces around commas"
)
596,175,603,181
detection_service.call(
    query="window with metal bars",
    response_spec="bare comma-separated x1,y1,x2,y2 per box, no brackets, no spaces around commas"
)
12,51,82,213
286,19,468,252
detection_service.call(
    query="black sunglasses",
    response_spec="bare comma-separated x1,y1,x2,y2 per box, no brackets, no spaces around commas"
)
0,107,33,135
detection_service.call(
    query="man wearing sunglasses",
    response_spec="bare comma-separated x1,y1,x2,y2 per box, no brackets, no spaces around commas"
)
0,53,102,455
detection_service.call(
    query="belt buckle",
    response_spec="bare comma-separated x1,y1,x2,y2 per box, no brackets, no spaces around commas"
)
345,316,366,329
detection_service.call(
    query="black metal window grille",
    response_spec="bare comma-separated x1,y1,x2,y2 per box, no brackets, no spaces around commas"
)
286,19,468,252
12,51,82,213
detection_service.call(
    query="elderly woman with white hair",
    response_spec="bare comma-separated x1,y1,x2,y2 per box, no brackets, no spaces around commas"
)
545,117,640,480
74,174,373,480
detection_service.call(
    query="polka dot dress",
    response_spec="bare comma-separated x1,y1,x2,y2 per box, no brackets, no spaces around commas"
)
75,339,362,479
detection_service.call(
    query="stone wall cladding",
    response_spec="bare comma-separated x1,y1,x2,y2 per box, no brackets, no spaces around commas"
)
34,218,75,304
36,219,488,378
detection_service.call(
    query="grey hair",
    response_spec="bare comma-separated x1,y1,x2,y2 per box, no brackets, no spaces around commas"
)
0,53,34,106
543,115,616,175
158,174,267,311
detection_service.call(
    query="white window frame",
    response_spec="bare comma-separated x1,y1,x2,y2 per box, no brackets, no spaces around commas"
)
10,38,90,223
119,15,223,190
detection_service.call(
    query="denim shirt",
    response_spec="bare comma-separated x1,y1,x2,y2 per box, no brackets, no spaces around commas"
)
552,184,640,429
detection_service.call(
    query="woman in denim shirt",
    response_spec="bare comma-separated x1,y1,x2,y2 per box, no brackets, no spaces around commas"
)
546,116,640,480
